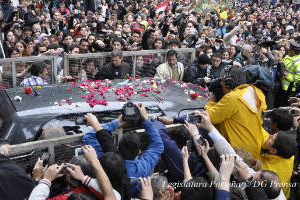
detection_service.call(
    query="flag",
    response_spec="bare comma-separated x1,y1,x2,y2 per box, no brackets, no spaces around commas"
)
155,1,169,14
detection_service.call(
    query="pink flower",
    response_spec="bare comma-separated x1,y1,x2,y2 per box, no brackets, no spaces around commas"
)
69,82,76,87
139,93,148,97
82,96,86,99
67,88,71,92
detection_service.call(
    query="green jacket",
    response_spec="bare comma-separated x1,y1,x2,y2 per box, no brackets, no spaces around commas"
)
281,54,300,91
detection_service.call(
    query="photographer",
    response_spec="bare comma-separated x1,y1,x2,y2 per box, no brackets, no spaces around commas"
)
186,111,294,199
82,103,163,197
28,146,121,200
183,53,211,86
205,66,268,160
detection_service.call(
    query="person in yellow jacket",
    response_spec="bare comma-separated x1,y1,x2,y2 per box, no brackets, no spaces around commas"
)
204,66,296,198
205,66,268,159
261,131,296,198
280,41,300,105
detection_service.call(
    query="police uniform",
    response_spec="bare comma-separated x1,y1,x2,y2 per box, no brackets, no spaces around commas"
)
278,41,300,106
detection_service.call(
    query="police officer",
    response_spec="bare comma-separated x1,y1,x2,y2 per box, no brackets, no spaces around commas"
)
279,40,300,106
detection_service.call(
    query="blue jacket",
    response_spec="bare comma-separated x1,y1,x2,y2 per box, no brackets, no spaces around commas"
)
152,119,206,182
82,119,164,178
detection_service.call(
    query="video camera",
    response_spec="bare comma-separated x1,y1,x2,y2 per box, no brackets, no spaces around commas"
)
121,101,142,122
208,78,224,102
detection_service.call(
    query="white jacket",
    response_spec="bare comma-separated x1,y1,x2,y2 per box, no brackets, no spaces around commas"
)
154,62,184,81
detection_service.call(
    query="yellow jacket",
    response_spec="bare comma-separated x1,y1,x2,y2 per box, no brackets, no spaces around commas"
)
205,84,267,159
260,154,294,198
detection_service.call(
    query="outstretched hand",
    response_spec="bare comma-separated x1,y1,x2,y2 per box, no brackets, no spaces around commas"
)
194,138,210,158
194,111,214,132
137,103,148,121
184,120,199,137
43,164,64,182
140,177,153,200
84,113,102,131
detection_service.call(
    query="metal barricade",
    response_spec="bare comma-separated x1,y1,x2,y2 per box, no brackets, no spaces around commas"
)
9,124,183,171
0,56,58,89
0,49,195,89
64,49,195,80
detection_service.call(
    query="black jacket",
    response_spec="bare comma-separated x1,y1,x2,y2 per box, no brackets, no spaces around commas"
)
95,61,131,80
0,154,36,199
183,61,208,86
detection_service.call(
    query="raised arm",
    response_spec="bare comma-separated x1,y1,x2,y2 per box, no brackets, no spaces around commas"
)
137,103,164,176
181,146,192,181
82,145,118,200
184,122,218,178
186,111,255,175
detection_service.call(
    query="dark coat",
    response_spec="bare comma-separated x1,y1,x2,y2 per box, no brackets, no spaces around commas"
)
183,61,208,86
0,154,36,200
95,61,131,80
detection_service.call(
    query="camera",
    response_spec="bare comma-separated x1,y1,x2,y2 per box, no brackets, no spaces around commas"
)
41,152,50,165
75,117,87,125
75,148,83,156
186,140,194,152
187,114,202,124
291,110,297,115
208,78,224,102
196,78,205,86
186,136,206,152
197,136,206,146
121,101,142,122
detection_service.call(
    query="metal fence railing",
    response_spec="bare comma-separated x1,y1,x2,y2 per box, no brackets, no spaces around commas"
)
9,124,183,172
0,56,58,89
0,49,195,89
63,48,196,80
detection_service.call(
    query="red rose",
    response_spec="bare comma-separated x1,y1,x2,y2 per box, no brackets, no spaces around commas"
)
24,87,32,94
190,93,199,99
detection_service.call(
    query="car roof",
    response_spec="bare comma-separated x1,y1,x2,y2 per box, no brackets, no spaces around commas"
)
4,80,208,117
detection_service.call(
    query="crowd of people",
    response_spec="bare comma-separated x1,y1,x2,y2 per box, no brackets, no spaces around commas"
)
1,0,300,199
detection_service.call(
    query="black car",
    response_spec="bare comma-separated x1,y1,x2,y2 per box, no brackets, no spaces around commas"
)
0,79,208,144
